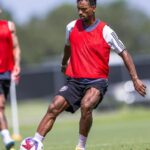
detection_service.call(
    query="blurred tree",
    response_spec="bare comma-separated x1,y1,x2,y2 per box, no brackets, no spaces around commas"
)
0,9,12,20
12,2,150,65
18,4,76,65
97,1,150,54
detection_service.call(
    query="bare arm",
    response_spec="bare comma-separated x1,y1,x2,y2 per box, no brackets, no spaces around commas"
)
119,50,146,96
61,45,71,73
9,22,21,82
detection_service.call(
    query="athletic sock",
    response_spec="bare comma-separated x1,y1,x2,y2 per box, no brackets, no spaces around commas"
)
33,132,44,142
77,134,87,148
0,129,13,145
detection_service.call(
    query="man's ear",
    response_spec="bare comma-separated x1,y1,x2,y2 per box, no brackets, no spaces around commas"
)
92,6,96,13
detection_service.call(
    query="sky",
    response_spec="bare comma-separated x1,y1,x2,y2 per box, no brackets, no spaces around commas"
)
1,0,150,25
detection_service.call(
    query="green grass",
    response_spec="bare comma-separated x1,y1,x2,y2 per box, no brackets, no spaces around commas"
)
1,100,150,150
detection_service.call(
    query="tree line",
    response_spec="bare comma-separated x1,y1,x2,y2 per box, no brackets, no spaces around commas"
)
1,1,150,66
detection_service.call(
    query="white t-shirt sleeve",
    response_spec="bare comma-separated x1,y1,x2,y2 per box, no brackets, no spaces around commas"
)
103,25,126,53
65,20,77,46
8,21,13,31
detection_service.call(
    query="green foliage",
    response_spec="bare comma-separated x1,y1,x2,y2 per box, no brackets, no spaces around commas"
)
97,1,150,54
0,10,12,21
17,4,77,65
1,2,150,65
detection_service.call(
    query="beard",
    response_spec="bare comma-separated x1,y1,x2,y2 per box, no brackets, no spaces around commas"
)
79,15,88,22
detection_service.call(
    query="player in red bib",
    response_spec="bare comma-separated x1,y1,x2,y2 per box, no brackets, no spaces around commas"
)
26,0,146,150
0,8,21,150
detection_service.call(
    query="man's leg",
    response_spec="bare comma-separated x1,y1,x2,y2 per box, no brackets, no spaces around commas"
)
33,95,69,141
76,87,101,150
0,94,15,150
0,94,8,129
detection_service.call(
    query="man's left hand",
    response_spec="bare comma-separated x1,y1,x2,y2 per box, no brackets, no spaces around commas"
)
133,78,147,97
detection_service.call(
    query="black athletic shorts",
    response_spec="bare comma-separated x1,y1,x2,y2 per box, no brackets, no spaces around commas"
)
57,77,108,113
0,80,11,99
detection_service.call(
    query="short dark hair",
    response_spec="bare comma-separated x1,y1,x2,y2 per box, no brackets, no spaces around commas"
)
77,0,97,6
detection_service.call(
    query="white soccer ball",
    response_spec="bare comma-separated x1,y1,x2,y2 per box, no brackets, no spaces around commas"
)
20,137,44,150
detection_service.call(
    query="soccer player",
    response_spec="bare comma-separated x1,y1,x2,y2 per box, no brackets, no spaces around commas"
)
0,8,21,150
30,0,146,150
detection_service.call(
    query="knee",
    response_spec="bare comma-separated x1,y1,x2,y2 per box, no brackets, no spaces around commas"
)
0,106,5,113
0,106,5,119
0,97,5,113
46,104,60,118
46,96,68,119
0,96,5,117
81,102,92,117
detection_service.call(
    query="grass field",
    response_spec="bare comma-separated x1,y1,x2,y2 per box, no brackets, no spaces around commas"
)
1,100,150,150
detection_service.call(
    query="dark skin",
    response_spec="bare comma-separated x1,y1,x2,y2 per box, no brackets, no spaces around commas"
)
36,0,146,138
119,50,146,96
77,0,96,27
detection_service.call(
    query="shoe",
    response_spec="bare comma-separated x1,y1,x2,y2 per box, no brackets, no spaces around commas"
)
75,146,85,150
5,141,15,150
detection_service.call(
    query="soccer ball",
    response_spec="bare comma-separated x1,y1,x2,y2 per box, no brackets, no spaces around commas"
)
20,137,43,150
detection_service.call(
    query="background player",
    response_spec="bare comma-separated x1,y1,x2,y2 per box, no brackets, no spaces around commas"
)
0,8,21,150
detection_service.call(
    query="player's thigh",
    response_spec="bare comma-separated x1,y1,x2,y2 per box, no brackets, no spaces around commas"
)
0,94,5,108
48,95,69,114
81,87,101,109
0,83,6,108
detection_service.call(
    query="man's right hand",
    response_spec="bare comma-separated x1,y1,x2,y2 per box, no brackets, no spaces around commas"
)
61,65,67,74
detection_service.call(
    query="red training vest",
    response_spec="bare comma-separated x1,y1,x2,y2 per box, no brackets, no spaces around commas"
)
0,20,14,73
66,19,111,78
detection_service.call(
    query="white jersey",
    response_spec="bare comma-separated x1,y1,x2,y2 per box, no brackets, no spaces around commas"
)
65,19,126,54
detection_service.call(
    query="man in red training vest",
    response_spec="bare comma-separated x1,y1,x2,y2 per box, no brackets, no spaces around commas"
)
25,0,146,150
0,8,21,150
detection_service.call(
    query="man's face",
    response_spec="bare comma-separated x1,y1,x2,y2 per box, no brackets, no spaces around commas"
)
77,0,96,21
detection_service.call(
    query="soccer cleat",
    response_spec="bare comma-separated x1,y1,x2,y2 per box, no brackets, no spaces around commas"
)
5,141,15,150
75,146,85,150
